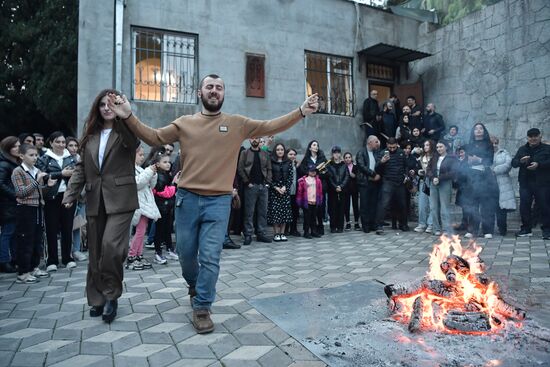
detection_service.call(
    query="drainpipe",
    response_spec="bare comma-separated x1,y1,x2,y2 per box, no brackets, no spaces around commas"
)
114,0,124,91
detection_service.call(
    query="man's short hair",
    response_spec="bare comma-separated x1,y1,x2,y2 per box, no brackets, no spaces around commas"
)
390,93,398,99
407,95,416,101
199,74,223,88
387,137,398,145
33,133,44,138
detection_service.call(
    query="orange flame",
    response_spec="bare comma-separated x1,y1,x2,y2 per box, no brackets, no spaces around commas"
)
391,236,522,334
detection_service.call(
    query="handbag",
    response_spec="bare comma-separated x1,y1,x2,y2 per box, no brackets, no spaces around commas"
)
421,180,430,196
72,213,87,231
231,193,241,209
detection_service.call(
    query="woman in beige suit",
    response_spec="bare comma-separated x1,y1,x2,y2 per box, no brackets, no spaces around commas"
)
63,89,139,323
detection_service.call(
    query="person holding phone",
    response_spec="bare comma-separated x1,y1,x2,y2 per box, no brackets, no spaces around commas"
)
37,131,78,272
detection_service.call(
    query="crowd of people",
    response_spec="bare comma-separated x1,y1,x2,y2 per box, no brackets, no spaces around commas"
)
0,80,547,333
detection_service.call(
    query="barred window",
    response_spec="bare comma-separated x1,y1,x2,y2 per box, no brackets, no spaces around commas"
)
305,52,353,116
132,28,198,104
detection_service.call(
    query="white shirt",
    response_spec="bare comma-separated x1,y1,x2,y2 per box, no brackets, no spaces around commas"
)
367,149,375,171
98,129,112,169
47,150,68,193
21,162,39,180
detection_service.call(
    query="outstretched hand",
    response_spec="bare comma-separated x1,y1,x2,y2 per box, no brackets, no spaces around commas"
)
107,93,132,119
300,93,319,116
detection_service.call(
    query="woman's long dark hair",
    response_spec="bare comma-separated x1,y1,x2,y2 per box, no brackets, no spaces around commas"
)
303,140,326,162
80,89,122,153
0,136,21,164
271,143,288,162
469,122,491,144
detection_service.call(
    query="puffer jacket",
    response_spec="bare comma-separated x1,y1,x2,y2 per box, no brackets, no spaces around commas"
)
131,166,161,226
0,152,18,223
327,161,350,190
493,149,516,210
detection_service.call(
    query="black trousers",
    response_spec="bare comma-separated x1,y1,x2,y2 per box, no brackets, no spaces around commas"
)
303,204,318,235
328,189,346,231
15,205,43,274
519,183,549,232
359,183,380,231
376,181,407,227
155,201,175,254
287,194,300,233
45,193,76,266
344,188,359,224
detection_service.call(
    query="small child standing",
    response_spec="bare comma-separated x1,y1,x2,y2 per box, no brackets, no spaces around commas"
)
11,144,56,283
152,153,178,264
296,165,323,239
127,146,161,270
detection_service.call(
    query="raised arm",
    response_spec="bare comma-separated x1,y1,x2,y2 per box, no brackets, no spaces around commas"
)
107,94,179,146
244,94,319,138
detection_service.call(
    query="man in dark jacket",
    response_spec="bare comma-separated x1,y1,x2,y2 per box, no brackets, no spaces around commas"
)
382,102,398,139
407,96,423,131
423,103,445,141
511,128,550,239
362,90,380,145
375,137,409,234
238,138,273,245
356,135,381,232
326,146,349,233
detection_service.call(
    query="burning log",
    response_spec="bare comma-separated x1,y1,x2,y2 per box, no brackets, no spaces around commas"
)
443,310,491,333
385,236,525,334
408,296,424,333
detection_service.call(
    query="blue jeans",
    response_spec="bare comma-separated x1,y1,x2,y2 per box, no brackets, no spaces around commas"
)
417,180,433,227
175,188,231,310
0,221,16,263
429,180,453,233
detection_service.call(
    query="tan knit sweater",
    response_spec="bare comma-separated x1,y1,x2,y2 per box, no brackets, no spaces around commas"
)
124,108,303,195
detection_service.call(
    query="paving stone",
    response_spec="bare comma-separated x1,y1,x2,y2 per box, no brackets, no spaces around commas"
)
258,346,294,367
141,322,191,344
222,345,274,360
116,344,180,367
47,354,112,367
82,331,141,354
165,359,216,367
0,328,52,350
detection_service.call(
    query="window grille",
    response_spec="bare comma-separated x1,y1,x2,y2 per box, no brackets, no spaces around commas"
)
132,28,198,104
305,52,354,116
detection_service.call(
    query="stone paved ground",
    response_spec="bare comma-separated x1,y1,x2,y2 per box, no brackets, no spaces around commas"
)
1,227,549,367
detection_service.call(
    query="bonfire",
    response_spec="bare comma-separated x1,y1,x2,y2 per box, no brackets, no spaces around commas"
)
384,236,526,334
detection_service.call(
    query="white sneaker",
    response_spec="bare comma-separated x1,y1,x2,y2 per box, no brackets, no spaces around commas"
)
484,233,493,239
144,241,155,249
31,268,50,278
154,253,167,265
434,231,442,236
464,232,474,238
165,250,179,260
73,251,88,261
425,226,433,234
16,273,39,284
46,264,57,272
280,234,288,242
66,261,77,269
414,225,426,233
273,234,281,242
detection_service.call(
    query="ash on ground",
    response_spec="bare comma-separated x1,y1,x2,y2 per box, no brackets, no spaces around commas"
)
304,292,550,367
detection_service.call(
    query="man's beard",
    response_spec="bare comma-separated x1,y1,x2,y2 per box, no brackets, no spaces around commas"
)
250,141,259,148
201,93,224,112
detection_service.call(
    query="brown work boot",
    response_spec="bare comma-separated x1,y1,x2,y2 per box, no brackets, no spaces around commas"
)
188,287,196,307
192,309,214,334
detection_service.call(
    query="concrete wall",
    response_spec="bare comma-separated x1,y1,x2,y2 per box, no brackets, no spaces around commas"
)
410,0,550,153
77,0,424,154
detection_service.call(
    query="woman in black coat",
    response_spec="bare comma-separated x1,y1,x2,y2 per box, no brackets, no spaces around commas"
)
36,131,78,271
463,123,496,238
0,136,21,273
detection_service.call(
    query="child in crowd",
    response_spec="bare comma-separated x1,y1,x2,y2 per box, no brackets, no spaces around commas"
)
296,165,323,239
127,146,161,270
152,153,178,264
11,144,56,283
